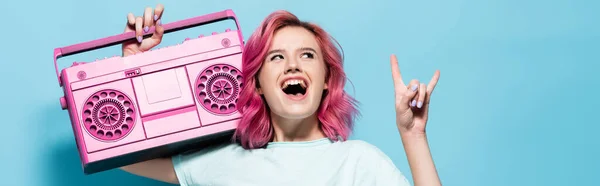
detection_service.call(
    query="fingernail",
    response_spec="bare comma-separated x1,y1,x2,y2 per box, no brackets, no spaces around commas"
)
157,20,161,26
137,36,142,43
154,15,158,21
411,85,418,91
144,26,149,33
411,100,417,107
417,101,423,108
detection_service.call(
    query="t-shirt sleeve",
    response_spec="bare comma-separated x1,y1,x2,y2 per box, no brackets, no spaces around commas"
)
171,142,234,186
373,152,412,186
358,141,412,186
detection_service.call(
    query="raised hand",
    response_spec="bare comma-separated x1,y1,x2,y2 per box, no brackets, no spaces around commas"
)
122,4,165,57
390,54,440,135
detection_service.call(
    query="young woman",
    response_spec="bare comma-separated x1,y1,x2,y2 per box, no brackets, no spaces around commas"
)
120,4,442,186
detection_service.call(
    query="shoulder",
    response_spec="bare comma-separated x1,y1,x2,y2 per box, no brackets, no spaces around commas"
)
172,141,247,171
337,140,411,186
333,140,397,170
338,140,390,159
172,142,247,185
175,141,245,162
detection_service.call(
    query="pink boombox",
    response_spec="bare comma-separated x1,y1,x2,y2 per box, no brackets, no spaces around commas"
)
54,10,244,174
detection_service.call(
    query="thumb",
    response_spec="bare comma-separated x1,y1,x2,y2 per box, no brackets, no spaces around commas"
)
397,79,419,111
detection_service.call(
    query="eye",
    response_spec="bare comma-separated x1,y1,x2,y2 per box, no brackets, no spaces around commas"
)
270,54,284,61
301,52,314,59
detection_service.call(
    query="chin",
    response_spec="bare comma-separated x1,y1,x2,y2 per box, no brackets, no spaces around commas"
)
272,93,322,120
276,104,318,120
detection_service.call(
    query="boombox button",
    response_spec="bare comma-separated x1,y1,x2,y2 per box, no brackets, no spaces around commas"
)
71,61,86,67
59,97,67,110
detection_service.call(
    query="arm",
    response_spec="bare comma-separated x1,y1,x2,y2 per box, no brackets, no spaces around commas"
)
120,158,179,184
118,4,177,184
389,54,442,186
399,132,441,186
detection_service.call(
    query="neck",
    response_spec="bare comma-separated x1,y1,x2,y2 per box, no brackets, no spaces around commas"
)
270,112,326,142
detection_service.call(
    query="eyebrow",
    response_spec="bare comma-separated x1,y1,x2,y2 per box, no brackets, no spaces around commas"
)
299,47,317,53
266,47,317,56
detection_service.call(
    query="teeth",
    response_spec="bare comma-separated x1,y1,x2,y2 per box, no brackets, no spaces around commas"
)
282,79,306,89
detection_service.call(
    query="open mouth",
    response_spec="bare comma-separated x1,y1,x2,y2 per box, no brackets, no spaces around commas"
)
281,79,308,98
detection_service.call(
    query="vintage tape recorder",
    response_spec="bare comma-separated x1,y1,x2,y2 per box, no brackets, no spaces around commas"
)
54,9,245,174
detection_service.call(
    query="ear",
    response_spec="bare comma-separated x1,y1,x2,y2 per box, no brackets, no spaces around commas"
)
255,77,264,94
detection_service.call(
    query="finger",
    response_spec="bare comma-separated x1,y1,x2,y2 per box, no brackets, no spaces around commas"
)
152,4,164,39
135,16,143,43
154,4,164,21
390,54,406,88
416,83,426,108
400,79,419,109
139,19,164,51
127,13,136,26
143,7,153,33
154,19,164,39
125,13,136,32
427,70,441,95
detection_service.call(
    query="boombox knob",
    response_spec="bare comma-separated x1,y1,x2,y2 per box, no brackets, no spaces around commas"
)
212,32,218,35
198,34,204,38
184,37,191,41
225,28,231,32
59,97,67,110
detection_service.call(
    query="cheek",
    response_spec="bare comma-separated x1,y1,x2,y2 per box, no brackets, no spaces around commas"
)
307,69,328,90
317,63,329,87
257,67,278,90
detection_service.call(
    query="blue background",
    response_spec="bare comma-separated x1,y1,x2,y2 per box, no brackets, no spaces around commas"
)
1,0,598,185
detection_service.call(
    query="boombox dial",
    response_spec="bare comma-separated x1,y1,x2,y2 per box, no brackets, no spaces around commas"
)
82,89,137,141
196,64,243,115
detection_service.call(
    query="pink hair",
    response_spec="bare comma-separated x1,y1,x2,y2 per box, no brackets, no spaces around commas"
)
234,10,360,149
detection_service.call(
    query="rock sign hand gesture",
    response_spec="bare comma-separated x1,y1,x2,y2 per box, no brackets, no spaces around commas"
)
390,54,440,135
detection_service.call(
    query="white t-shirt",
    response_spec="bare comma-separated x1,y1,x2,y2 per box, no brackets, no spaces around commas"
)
172,137,411,186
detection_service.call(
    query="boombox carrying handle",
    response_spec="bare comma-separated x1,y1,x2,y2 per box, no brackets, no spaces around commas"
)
54,9,244,86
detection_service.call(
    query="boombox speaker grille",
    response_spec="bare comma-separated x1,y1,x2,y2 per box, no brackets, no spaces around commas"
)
195,64,243,115
82,89,137,141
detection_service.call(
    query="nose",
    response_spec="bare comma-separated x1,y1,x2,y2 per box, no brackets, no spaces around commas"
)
284,58,301,74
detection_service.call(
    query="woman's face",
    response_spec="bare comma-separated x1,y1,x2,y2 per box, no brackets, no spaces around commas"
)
257,26,328,120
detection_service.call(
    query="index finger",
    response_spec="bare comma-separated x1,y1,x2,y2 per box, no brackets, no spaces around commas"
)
390,54,406,87
426,70,440,94
127,13,136,26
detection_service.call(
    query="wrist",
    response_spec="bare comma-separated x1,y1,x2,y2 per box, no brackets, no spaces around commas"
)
398,127,426,137
398,129,427,139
